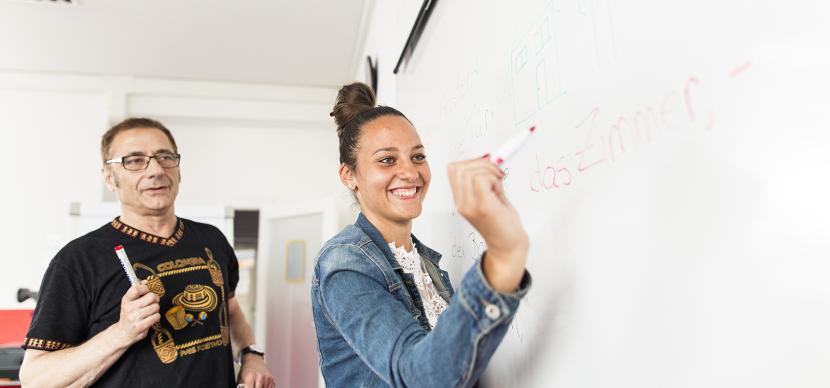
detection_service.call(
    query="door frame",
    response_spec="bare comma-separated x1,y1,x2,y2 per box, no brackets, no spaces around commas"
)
253,196,340,347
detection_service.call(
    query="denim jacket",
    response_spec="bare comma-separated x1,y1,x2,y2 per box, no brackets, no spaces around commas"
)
311,213,532,387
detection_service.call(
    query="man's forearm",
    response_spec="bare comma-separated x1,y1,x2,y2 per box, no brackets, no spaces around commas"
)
227,296,255,358
20,324,131,388
227,296,275,386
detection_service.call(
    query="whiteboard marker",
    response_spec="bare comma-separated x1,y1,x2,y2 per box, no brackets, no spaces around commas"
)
490,126,536,165
114,245,139,286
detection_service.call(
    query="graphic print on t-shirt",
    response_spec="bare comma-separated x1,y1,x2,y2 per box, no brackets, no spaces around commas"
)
138,246,231,363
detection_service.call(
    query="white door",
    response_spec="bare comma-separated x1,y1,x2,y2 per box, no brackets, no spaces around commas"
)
257,211,323,388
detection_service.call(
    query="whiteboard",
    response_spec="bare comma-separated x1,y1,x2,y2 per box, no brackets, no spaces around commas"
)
397,0,830,387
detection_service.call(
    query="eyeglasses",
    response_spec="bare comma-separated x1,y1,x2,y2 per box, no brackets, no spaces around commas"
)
106,152,181,171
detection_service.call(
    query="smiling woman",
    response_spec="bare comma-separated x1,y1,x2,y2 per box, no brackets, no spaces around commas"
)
311,82,532,387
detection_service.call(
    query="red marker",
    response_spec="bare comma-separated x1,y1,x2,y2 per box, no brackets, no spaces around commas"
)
490,126,536,165
114,245,139,286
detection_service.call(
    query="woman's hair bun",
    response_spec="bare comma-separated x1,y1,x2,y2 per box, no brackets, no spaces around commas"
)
331,82,377,131
330,82,409,170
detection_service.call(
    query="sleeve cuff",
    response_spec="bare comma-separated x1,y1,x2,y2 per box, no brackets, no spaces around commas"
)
21,337,76,351
457,255,532,332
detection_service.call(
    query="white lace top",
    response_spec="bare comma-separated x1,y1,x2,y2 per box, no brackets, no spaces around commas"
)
388,241,449,329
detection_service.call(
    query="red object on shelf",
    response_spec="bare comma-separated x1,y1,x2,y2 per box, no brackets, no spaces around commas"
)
0,310,33,347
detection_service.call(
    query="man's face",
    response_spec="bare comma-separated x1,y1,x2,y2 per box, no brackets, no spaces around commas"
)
103,127,180,216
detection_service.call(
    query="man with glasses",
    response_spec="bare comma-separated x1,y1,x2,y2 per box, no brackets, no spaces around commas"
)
19,118,275,387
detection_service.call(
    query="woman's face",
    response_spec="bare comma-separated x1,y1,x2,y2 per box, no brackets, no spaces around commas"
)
345,115,431,226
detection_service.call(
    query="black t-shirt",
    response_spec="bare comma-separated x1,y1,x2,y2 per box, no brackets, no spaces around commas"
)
24,217,239,387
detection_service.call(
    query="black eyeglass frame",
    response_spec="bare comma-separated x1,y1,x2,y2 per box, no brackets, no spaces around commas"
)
105,153,182,171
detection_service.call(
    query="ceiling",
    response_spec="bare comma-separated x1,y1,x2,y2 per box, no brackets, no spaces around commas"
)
0,0,370,87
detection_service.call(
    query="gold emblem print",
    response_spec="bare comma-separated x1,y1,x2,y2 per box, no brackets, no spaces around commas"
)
170,284,218,328
204,247,224,286
165,305,187,330
151,324,178,364
133,262,166,297
219,301,229,345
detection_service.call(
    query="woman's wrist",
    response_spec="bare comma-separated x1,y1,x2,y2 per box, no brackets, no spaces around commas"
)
481,247,527,292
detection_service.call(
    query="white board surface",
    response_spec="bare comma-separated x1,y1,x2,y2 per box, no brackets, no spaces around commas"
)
395,1,830,386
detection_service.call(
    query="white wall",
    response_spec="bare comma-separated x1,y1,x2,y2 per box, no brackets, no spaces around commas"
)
174,123,340,208
0,70,342,309
351,0,403,105
350,1,471,282
0,89,108,309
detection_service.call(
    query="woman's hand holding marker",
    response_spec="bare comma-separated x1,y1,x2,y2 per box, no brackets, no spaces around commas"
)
447,126,535,292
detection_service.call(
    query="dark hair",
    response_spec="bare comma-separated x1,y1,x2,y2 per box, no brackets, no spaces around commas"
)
331,82,410,171
101,117,178,163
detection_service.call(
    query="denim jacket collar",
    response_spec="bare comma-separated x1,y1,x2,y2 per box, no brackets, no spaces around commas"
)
355,213,443,270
